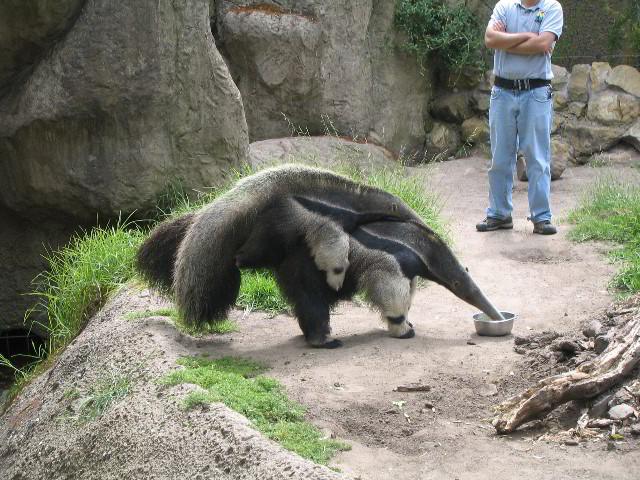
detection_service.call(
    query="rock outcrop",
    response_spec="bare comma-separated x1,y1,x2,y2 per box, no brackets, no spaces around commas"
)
216,0,434,160
0,0,250,333
0,0,249,222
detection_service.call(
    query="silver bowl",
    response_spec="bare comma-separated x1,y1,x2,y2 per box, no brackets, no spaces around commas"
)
473,311,516,336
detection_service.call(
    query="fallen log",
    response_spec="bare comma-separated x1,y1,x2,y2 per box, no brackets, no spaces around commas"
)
492,308,640,434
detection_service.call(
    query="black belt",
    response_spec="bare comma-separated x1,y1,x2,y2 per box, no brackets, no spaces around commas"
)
494,76,551,91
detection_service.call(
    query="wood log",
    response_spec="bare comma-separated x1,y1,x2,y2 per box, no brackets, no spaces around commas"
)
492,311,640,434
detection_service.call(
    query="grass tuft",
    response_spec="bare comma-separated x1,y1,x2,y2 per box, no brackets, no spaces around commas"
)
162,355,350,464
567,178,640,294
236,270,291,315
63,362,143,422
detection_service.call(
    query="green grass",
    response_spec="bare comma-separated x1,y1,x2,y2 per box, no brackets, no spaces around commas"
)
126,308,238,335
567,178,640,294
162,355,350,465
63,363,143,422
237,270,290,315
26,221,145,353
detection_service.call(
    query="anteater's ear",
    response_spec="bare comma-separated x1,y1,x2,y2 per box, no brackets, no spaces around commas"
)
391,203,398,212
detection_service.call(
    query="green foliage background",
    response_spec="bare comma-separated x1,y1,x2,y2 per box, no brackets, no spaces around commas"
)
539,0,639,69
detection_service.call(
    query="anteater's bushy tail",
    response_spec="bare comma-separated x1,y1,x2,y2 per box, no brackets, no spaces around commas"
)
136,213,196,293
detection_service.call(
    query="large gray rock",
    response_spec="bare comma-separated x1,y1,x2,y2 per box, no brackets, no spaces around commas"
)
430,92,473,124
590,62,611,93
515,137,571,181
551,64,570,89
249,136,398,169
568,64,591,103
553,90,569,111
461,117,489,144
0,0,249,221
471,91,490,113
426,122,461,160
218,1,434,158
587,91,640,125
607,65,640,98
564,122,624,158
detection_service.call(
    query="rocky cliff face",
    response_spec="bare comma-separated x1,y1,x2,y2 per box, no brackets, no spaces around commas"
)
0,0,249,332
215,0,434,160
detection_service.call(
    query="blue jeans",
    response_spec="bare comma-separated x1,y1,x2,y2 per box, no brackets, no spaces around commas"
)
486,85,553,223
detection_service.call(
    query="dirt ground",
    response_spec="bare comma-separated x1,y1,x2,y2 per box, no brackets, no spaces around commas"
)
200,155,640,479
2,155,639,480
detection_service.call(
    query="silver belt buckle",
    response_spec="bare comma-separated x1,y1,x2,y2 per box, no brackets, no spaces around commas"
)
524,78,530,90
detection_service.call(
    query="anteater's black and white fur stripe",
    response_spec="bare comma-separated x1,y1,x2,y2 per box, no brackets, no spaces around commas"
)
136,164,427,347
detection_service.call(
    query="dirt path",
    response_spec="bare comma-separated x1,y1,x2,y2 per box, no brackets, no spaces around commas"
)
182,157,640,479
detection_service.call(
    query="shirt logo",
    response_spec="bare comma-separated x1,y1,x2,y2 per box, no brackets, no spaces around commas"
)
535,11,545,23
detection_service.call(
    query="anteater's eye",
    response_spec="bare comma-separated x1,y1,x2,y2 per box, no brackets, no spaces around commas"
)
465,267,469,272
333,267,344,274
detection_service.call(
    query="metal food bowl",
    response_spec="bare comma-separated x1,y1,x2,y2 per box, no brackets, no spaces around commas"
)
473,311,516,336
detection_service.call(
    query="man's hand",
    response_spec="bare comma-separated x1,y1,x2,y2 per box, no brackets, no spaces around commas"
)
493,21,506,32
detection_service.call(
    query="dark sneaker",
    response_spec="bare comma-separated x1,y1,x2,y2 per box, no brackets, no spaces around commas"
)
476,216,513,232
533,220,557,235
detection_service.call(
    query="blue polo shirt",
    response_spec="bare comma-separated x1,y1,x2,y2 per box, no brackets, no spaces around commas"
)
489,0,563,80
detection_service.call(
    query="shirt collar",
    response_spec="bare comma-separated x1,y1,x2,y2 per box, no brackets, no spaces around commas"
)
517,0,542,11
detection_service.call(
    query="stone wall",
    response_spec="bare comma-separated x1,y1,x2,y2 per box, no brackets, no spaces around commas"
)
425,62,640,179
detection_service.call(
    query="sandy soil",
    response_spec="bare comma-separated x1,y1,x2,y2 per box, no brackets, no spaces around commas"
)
2,156,639,479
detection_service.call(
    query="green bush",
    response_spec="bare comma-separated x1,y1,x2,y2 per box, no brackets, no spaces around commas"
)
394,0,487,73
608,0,640,66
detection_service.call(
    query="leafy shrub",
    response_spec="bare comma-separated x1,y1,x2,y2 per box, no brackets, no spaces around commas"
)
394,0,487,73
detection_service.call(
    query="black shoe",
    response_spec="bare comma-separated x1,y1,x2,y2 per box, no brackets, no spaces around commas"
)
533,220,557,235
476,216,513,232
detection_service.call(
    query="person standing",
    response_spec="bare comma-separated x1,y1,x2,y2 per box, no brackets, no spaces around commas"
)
477,0,563,235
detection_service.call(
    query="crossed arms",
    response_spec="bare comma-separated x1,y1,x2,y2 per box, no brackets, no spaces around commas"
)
485,21,556,55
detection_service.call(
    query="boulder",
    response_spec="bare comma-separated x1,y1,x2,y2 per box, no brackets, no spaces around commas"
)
568,101,587,118
0,0,249,221
438,67,484,90
515,137,571,181
461,117,489,144
426,122,461,160
607,65,640,98
471,91,490,112
553,90,569,111
248,136,398,170
551,64,570,89
430,92,473,124
218,0,434,158
587,91,640,125
608,404,635,421
568,64,591,103
564,122,624,158
589,62,611,93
